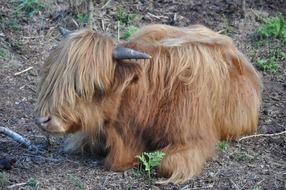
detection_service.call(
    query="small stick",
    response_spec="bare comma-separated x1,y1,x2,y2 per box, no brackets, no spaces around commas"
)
0,127,36,150
14,66,33,76
241,0,246,16
101,0,112,9
147,12,168,19
238,130,286,141
250,9,267,23
217,29,225,34
22,153,60,162
173,13,177,22
101,19,105,31
181,185,214,190
117,21,120,41
7,182,27,189
71,18,80,28
88,0,94,29
229,178,241,190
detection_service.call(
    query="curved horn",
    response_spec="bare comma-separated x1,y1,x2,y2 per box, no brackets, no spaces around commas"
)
58,26,72,37
112,46,152,60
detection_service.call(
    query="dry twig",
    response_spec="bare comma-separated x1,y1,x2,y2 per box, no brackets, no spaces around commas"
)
147,12,168,19
217,29,225,34
101,0,112,9
180,184,214,190
241,0,246,16
117,21,120,41
238,130,286,141
229,178,241,190
7,182,27,189
71,18,80,28
14,66,33,76
88,0,94,28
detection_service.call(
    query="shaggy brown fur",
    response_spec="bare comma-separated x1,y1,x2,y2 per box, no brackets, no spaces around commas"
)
35,24,262,184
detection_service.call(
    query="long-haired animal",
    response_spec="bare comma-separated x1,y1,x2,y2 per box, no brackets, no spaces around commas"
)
34,24,262,184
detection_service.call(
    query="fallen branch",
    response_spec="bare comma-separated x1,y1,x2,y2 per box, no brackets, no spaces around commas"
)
117,21,120,41
229,178,241,190
238,130,286,141
14,66,33,76
0,126,37,151
180,184,214,190
88,0,94,29
217,29,225,34
101,0,112,9
147,12,168,19
71,18,80,28
7,182,27,189
241,0,246,16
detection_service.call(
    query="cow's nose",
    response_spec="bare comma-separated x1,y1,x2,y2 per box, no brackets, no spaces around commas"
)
35,116,51,126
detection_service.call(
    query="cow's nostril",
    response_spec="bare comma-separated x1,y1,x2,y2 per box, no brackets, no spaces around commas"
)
42,116,51,123
35,116,51,125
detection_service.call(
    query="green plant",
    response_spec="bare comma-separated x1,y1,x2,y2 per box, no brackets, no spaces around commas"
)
7,18,22,30
121,25,138,40
218,141,229,151
251,186,262,190
0,48,8,59
222,14,231,35
0,172,8,187
136,151,165,178
0,12,21,31
116,6,137,26
256,57,280,73
76,13,88,27
27,177,39,188
256,14,286,42
232,150,257,162
15,0,45,17
272,49,286,60
67,174,85,190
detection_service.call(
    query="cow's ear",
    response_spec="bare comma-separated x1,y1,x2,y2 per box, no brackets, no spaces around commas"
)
112,61,141,91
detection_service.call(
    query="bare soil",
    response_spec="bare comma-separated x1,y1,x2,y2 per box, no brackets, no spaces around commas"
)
0,0,285,189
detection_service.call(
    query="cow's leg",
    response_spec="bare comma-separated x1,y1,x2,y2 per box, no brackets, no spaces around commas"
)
104,127,140,171
158,138,217,184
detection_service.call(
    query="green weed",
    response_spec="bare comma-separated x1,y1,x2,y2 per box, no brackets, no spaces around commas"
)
222,14,231,35
218,141,229,151
116,6,137,26
121,25,138,40
232,150,257,162
15,0,45,17
76,13,89,27
7,18,21,30
0,172,8,187
272,49,286,60
256,58,280,73
27,177,39,189
0,48,8,59
67,173,85,190
256,50,286,73
0,14,21,31
136,151,165,178
251,186,262,190
256,14,286,42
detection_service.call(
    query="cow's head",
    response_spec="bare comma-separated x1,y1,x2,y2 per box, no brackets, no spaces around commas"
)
34,27,151,134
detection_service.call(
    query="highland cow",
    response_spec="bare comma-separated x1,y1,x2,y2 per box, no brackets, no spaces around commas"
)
34,24,262,184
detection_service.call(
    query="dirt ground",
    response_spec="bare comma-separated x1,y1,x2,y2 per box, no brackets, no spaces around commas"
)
0,0,285,189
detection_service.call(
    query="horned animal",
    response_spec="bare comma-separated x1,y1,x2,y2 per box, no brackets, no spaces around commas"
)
34,24,262,184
